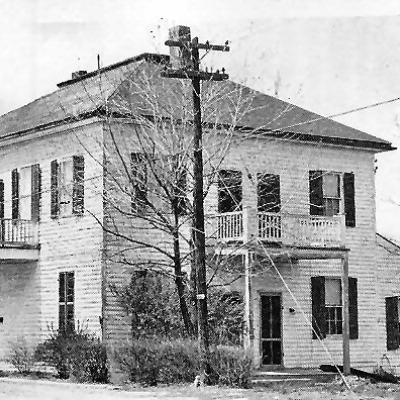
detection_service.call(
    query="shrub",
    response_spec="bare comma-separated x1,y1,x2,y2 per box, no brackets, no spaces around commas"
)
210,345,252,388
115,338,251,387
34,329,109,383
7,336,34,374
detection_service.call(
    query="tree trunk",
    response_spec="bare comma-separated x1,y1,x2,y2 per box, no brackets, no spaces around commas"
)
172,220,194,336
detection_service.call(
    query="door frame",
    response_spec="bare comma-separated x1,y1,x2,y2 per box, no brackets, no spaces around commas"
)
259,291,283,368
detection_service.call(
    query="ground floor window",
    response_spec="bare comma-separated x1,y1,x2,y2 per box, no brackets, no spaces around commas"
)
325,278,342,334
59,271,75,334
311,275,358,339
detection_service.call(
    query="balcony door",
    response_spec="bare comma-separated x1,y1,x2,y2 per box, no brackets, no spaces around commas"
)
257,174,281,240
218,170,242,213
261,294,282,367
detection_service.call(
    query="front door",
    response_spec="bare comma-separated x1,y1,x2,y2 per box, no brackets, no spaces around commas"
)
261,294,282,366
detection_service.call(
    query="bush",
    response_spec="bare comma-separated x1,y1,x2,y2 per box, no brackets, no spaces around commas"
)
210,345,252,388
34,329,109,383
115,338,251,387
7,336,34,374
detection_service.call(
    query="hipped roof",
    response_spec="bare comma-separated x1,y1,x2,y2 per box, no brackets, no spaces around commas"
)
0,53,394,152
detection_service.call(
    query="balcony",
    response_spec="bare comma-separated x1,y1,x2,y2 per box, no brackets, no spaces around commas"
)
208,210,345,249
0,219,39,261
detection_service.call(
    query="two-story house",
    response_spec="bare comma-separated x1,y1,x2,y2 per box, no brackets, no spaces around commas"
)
0,41,398,375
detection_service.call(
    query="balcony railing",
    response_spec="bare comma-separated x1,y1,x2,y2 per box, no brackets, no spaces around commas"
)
210,211,345,248
0,219,39,248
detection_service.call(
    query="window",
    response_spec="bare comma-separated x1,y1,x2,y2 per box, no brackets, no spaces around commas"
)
325,278,342,334
8,165,42,222
257,173,280,213
218,170,242,213
309,170,356,226
385,296,400,351
51,156,85,218
311,276,358,339
59,271,75,335
322,173,340,216
131,153,148,213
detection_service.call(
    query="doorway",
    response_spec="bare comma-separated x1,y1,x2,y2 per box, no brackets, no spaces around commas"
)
260,294,282,366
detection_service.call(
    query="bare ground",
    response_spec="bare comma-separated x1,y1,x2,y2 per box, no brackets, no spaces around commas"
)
1,376,400,399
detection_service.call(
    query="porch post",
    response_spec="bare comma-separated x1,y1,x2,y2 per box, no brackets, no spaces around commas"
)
342,252,350,375
244,250,254,350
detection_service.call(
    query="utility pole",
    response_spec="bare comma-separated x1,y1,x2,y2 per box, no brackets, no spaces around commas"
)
162,26,229,381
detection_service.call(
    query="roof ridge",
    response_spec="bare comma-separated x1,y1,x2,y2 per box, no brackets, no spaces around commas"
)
57,53,169,88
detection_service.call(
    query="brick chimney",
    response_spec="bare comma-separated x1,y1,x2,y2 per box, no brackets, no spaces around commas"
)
168,25,192,70
71,70,87,80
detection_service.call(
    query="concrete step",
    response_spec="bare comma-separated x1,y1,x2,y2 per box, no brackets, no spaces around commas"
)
251,368,338,386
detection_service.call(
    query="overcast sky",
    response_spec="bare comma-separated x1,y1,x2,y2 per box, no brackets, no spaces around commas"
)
1,0,400,240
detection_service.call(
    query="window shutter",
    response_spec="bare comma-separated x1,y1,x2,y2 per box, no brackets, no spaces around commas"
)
131,153,148,212
51,160,59,219
0,180,4,219
11,169,19,220
174,167,187,217
31,164,41,222
349,277,358,339
386,296,400,351
311,276,326,339
309,171,323,216
72,155,85,215
344,172,356,227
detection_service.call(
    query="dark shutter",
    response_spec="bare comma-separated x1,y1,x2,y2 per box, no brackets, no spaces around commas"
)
0,180,4,219
174,167,187,216
50,160,59,219
218,170,243,213
309,171,323,216
72,155,85,215
386,296,400,351
349,277,358,339
311,276,326,339
131,153,148,212
344,172,356,227
257,173,281,213
11,169,19,220
31,164,41,222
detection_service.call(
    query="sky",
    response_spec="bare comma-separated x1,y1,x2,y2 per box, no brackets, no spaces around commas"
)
1,0,400,240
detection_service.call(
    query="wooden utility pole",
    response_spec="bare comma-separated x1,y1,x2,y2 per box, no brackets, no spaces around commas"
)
162,26,229,381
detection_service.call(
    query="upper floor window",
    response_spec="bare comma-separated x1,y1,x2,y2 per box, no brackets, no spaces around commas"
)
6,164,41,222
51,156,85,219
257,173,280,213
309,170,355,227
218,170,242,213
